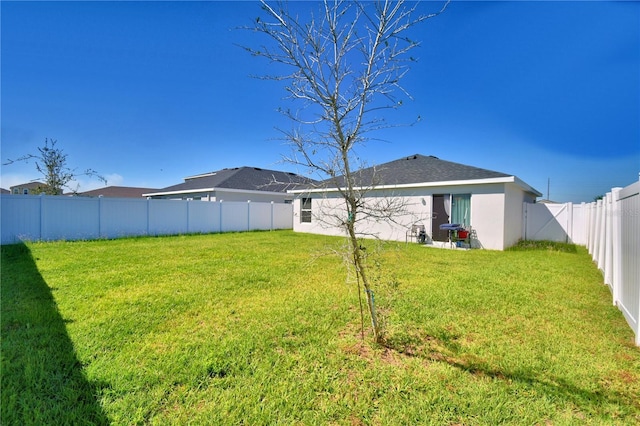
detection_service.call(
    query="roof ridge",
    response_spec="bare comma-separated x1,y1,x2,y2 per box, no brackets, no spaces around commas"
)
321,153,513,188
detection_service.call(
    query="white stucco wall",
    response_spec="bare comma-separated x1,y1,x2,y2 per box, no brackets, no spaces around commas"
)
467,189,505,250
216,189,292,203
502,182,533,249
293,183,531,250
150,189,293,203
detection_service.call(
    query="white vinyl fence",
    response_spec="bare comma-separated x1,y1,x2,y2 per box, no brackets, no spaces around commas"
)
522,201,590,245
523,180,640,346
0,195,293,245
588,182,640,346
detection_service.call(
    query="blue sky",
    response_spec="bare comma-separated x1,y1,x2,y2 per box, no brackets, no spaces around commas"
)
2,1,638,203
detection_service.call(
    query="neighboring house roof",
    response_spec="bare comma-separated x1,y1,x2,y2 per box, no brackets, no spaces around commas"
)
144,166,315,197
0,188,9,194
293,154,541,196
75,186,160,198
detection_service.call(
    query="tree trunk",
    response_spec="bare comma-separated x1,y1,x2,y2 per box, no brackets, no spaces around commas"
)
347,218,382,343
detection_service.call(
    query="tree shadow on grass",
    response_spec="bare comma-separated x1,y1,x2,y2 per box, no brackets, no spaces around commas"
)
383,328,640,419
1,243,110,425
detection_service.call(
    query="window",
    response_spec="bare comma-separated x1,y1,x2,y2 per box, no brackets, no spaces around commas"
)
301,197,312,223
451,194,471,227
23,189,29,195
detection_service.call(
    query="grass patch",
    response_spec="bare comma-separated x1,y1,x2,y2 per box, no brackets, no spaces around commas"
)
508,239,579,253
2,231,639,424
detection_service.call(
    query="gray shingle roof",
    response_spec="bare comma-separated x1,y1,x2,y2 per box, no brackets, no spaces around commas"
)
151,167,315,194
325,154,511,187
75,186,160,198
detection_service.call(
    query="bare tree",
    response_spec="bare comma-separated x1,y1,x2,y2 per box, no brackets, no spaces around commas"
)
245,0,448,343
4,138,106,195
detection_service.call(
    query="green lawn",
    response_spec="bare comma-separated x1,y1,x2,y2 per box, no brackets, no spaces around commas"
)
2,231,639,425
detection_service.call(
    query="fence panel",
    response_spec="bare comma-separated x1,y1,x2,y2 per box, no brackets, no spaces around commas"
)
0,195,293,245
249,202,273,230
273,203,293,229
617,182,640,343
524,202,570,242
149,199,189,236
100,198,149,238
42,197,100,241
570,203,588,246
523,202,592,245
1,196,42,243
220,202,250,232
188,200,219,234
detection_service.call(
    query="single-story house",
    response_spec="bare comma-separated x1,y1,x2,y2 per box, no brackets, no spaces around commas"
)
289,154,542,250
143,166,315,203
74,186,160,198
0,188,10,194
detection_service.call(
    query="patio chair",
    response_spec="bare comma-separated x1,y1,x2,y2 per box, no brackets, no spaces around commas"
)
406,224,426,244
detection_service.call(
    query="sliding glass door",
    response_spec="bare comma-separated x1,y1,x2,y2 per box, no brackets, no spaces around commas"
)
451,194,471,227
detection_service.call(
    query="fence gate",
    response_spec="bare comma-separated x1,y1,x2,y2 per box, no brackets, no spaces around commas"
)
523,202,572,243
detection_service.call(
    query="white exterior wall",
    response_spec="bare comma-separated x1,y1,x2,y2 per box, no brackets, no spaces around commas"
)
469,190,505,250
292,182,522,250
294,189,438,242
150,189,293,203
293,192,347,238
503,182,530,249
215,189,292,203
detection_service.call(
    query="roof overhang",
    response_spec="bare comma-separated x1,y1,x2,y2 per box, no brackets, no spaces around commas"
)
143,188,216,197
289,176,542,197
143,187,291,197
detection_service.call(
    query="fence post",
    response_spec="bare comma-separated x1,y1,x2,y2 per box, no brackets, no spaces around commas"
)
219,200,223,233
522,202,528,241
600,193,612,274
593,199,603,264
579,202,586,246
186,200,190,234
590,201,597,258
271,201,274,231
566,202,573,243
146,198,151,236
611,187,622,306
98,196,103,238
587,202,596,258
247,200,251,231
604,192,614,287
39,194,45,241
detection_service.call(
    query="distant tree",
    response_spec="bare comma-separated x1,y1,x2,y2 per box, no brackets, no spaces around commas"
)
4,138,106,195
593,195,604,202
245,0,448,343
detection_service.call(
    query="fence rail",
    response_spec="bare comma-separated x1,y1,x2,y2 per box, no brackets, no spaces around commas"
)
523,181,640,346
0,195,293,245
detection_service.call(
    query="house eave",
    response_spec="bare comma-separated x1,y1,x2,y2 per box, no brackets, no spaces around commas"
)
142,188,215,197
143,187,292,198
289,176,542,197
511,177,543,197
